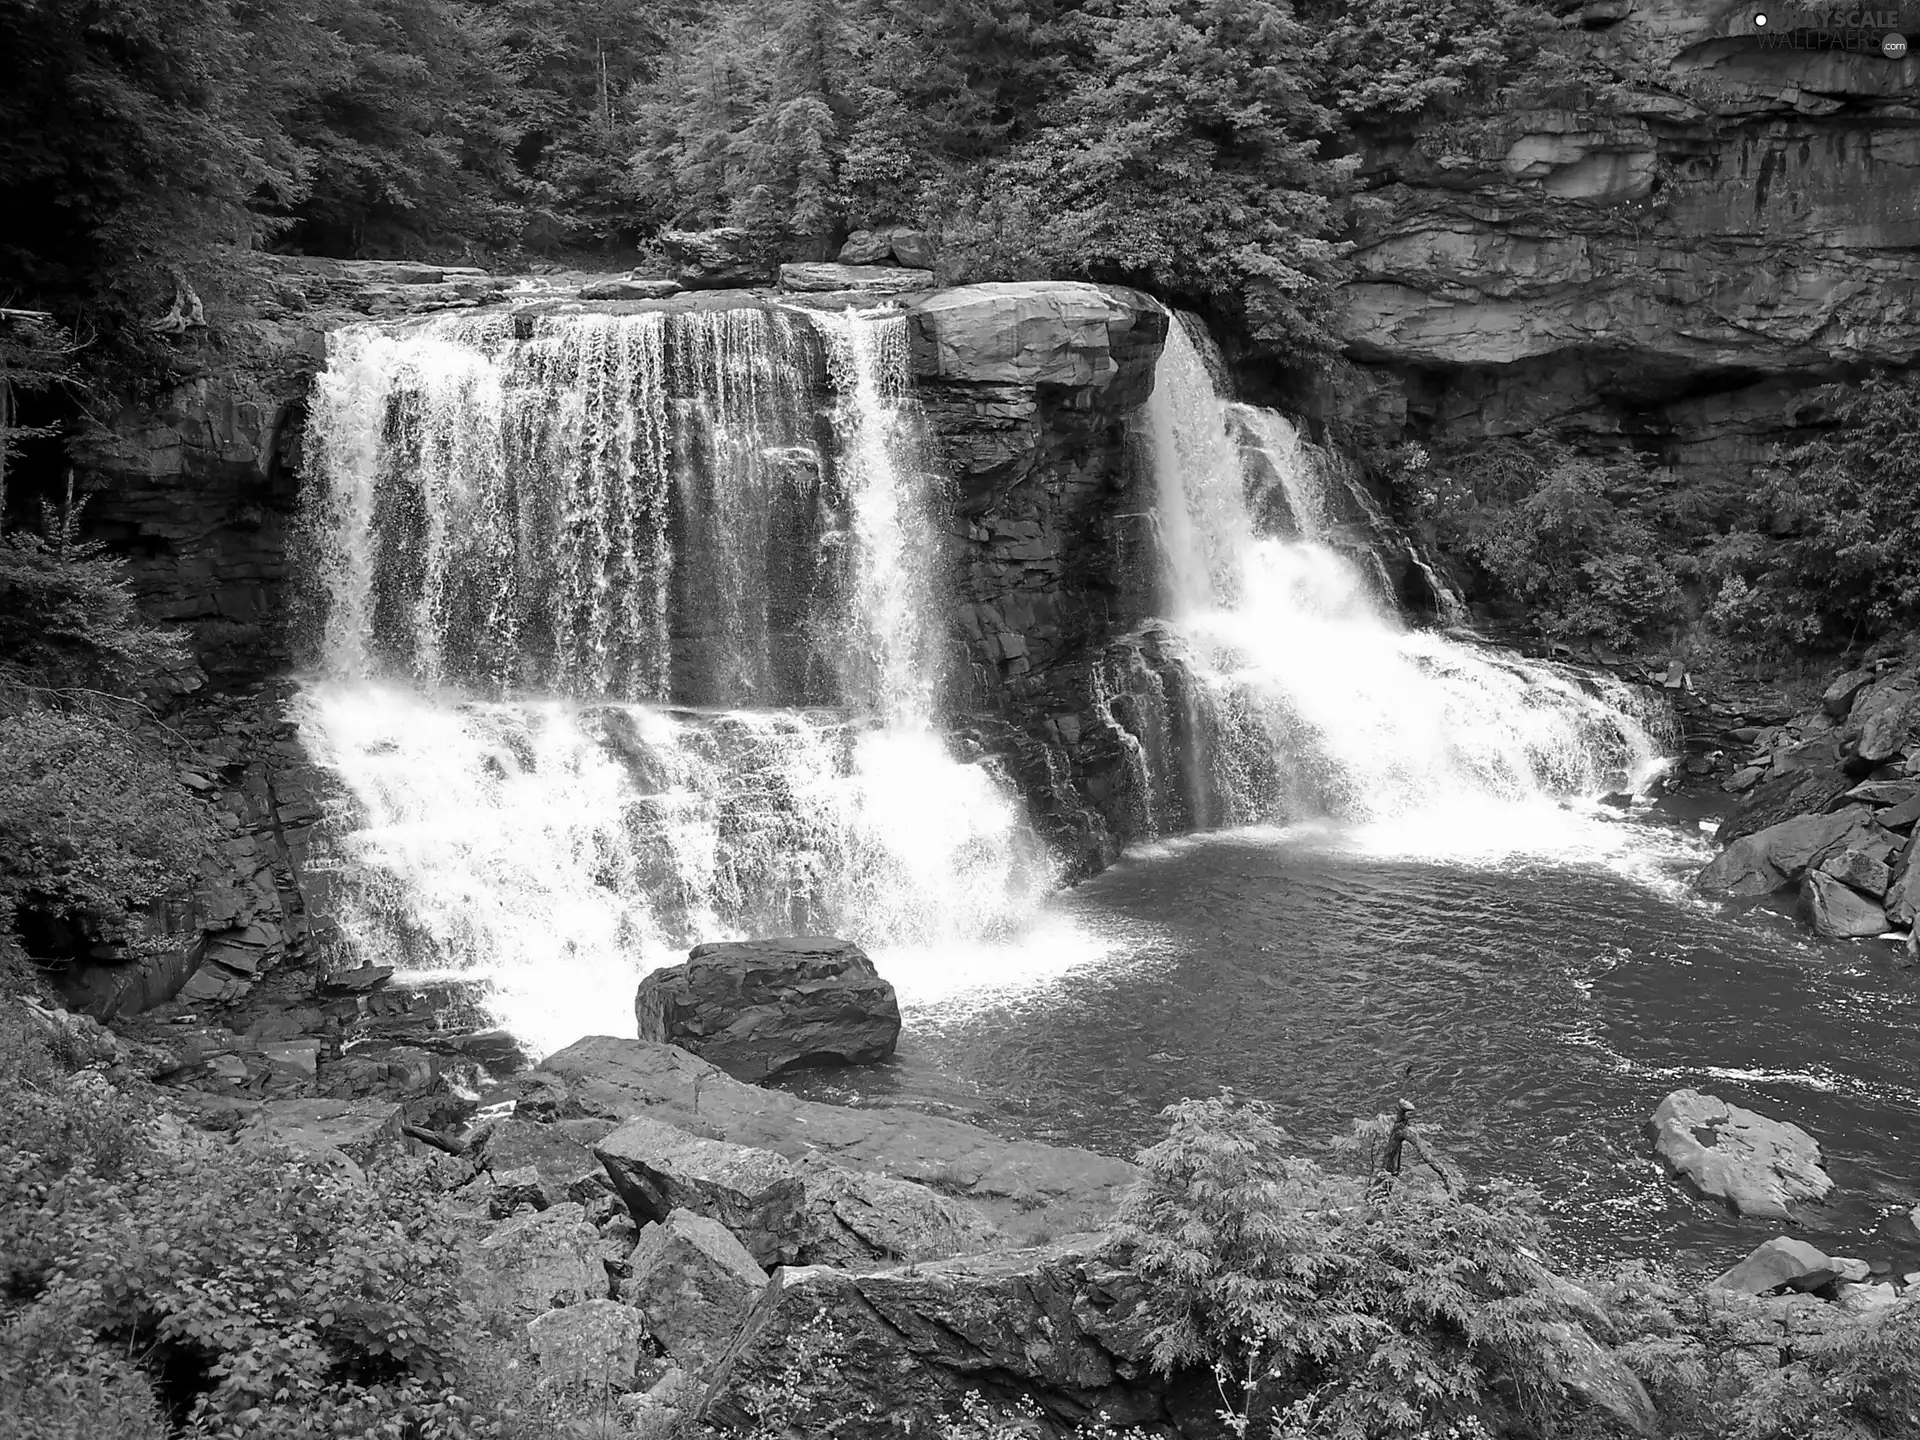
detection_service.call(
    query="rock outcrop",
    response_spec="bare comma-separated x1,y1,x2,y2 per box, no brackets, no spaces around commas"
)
538,1036,1137,1245
1323,1,1920,511
660,228,771,290
1647,1089,1834,1221
633,937,902,1083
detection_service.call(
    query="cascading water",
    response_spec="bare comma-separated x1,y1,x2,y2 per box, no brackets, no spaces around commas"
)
298,305,1050,1052
1103,315,1674,847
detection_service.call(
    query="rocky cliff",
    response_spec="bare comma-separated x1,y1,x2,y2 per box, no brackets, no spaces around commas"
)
1324,0,1920,492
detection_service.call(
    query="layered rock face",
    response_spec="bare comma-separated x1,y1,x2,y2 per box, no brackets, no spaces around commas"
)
1330,3,1920,491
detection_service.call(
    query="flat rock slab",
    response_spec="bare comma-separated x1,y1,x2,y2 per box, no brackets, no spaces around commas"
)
240,1098,403,1165
540,1037,1137,1244
635,935,901,1082
1711,1236,1838,1295
777,263,933,294
594,1114,806,1267
578,277,682,301
1647,1089,1833,1221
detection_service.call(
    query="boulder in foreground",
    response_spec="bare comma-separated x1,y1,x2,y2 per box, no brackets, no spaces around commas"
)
634,936,901,1082
621,1208,769,1374
593,1113,805,1267
1647,1089,1833,1221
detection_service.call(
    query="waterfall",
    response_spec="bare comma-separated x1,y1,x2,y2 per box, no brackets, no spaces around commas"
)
298,305,1050,1053
1109,317,1671,838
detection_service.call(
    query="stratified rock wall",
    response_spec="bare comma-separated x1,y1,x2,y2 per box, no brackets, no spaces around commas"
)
1329,1,1920,489
906,283,1172,873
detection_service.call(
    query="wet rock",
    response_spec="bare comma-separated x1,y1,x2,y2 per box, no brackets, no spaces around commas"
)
1696,806,1876,898
1710,1237,1838,1295
593,1114,806,1267
1817,848,1892,898
1804,869,1890,938
660,228,769,289
777,263,934,294
1647,1089,1833,1221
473,1203,606,1323
320,963,393,995
634,936,901,1082
620,1208,769,1373
528,1298,647,1389
240,1098,403,1165
579,277,683,301
540,1037,1136,1243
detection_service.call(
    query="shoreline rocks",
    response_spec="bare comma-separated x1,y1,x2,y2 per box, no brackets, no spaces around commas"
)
1646,1089,1833,1221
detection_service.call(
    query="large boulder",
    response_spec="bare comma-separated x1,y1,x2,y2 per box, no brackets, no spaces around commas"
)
594,1114,806,1267
1840,673,1920,766
634,936,902,1083
777,263,933,295
837,227,937,269
698,1241,1165,1438
905,282,1161,392
1803,869,1890,939
659,228,770,290
539,1037,1136,1244
621,1208,769,1373
1711,1236,1839,1295
1647,1090,1833,1221
1816,848,1892,898
477,1117,610,1211
1696,805,1875,898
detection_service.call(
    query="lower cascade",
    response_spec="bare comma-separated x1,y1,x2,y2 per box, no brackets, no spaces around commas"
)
296,299,1676,1051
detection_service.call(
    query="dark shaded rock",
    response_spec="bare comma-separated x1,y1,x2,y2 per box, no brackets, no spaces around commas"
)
620,1208,769,1373
1647,1089,1833,1221
320,963,393,995
777,263,933,294
539,1037,1136,1245
660,228,769,289
1885,837,1920,927
478,1117,607,1209
1715,740,1852,845
593,1114,806,1267
698,1241,1163,1438
1696,805,1875,898
1711,1237,1839,1295
1878,793,1920,831
634,936,901,1083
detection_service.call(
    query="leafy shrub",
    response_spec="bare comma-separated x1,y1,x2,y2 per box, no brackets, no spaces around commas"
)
0,528,190,694
1115,1091,1587,1439
0,703,212,955
1594,1264,1920,1440
0,1005,537,1439
1388,437,1688,647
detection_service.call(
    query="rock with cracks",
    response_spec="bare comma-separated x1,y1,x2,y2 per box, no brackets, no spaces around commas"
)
1647,1089,1833,1221
594,1113,806,1267
620,1208,769,1375
634,936,902,1083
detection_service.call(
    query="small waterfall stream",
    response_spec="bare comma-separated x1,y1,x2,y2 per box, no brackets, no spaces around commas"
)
1100,317,1672,841
298,306,1051,1052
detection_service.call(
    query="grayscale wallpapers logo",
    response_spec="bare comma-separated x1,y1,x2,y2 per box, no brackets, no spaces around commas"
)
1749,7,1916,54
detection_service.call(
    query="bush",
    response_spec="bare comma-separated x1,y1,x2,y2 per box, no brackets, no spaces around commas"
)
0,703,212,956
1115,1091,1585,1439
0,1005,537,1439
